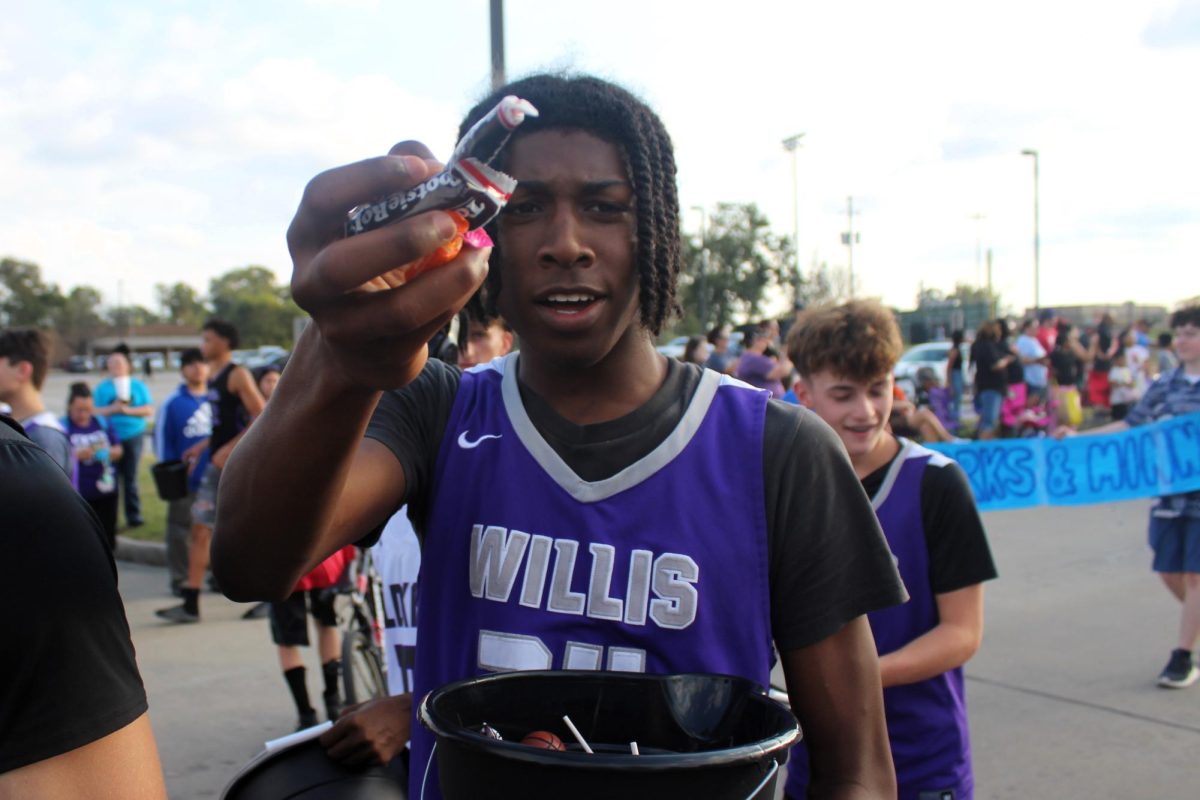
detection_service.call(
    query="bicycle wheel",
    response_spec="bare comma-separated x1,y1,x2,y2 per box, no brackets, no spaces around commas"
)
342,625,387,705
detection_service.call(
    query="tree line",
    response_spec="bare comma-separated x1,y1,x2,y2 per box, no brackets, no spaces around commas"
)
4,202,992,351
0,257,301,351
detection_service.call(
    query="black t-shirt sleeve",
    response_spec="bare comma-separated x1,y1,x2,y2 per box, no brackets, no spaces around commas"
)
762,401,909,652
921,459,999,593
0,417,148,773
363,358,462,541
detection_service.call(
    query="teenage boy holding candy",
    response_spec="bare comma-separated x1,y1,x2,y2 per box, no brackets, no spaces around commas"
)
213,74,907,799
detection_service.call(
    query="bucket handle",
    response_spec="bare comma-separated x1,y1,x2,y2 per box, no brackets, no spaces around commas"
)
420,739,779,800
744,758,779,800
419,742,437,800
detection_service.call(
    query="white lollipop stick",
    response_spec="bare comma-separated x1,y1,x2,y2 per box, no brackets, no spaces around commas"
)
630,741,640,755
561,715,593,754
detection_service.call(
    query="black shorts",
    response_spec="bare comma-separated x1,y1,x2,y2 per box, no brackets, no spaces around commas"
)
268,589,338,647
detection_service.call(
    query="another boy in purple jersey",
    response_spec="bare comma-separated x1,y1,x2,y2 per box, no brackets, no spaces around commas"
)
213,74,907,799
784,301,997,800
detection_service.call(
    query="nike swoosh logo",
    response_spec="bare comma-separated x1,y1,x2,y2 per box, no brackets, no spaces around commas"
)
457,431,503,449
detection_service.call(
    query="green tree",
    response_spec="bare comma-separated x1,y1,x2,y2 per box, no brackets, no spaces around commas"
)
0,257,64,327
55,286,106,353
107,304,161,332
800,259,857,308
677,203,791,334
208,266,302,347
155,281,209,328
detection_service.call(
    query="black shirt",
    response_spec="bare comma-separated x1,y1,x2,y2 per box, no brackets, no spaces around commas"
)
208,362,247,453
971,340,1007,393
1050,346,1082,387
0,416,147,773
861,446,998,594
365,357,908,652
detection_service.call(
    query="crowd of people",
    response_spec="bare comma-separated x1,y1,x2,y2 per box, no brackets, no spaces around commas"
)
1,70,1197,800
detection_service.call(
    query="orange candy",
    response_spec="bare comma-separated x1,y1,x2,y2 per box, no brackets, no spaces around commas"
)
399,211,470,284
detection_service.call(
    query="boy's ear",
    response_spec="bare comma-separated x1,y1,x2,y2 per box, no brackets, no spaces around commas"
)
793,378,813,408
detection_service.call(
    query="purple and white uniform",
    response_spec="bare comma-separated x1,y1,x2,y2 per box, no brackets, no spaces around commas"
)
410,355,775,799
787,440,976,800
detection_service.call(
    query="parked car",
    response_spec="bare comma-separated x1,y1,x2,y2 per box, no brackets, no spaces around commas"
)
244,345,289,369
655,336,691,359
64,355,94,373
893,341,968,398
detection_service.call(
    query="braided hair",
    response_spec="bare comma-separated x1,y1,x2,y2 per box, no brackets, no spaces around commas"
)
458,73,682,336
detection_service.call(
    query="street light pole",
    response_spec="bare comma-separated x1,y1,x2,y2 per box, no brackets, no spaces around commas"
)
1021,149,1040,313
782,133,804,305
970,212,986,286
691,205,709,330
489,0,505,91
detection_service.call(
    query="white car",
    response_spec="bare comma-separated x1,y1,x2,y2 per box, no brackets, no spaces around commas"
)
655,336,691,359
893,341,967,398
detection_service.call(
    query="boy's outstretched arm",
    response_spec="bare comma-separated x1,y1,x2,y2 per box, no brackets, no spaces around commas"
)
212,143,488,601
781,616,896,799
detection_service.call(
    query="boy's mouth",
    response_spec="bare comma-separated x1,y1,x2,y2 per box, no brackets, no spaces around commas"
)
536,292,601,316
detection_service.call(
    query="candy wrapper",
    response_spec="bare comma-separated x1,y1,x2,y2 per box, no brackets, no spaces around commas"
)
343,96,538,283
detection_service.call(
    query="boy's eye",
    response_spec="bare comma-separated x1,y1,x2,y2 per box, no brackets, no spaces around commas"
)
584,200,631,215
503,199,542,215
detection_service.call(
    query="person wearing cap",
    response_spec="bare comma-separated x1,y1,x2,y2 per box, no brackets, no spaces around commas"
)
153,348,212,596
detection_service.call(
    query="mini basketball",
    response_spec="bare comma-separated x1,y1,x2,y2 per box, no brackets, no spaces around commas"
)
520,730,565,751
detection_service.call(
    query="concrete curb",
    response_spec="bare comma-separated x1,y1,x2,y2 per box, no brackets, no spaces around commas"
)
115,535,168,567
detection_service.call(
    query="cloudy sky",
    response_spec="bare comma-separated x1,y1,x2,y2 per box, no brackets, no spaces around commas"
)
2,0,1197,322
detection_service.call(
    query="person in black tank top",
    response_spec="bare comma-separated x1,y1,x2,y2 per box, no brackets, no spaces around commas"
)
156,319,265,624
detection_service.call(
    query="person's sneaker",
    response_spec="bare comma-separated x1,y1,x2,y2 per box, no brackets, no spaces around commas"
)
1157,649,1198,689
296,709,320,731
155,604,199,624
241,602,271,620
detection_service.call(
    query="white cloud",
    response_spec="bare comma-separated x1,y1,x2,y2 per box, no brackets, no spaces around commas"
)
0,0,1196,318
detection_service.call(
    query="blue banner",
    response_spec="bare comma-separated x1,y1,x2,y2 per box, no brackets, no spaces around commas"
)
927,412,1200,511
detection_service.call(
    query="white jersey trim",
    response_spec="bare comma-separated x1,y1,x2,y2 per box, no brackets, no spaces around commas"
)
498,354,726,503
870,438,954,510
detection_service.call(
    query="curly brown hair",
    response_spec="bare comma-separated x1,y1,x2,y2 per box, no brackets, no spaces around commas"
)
785,300,903,382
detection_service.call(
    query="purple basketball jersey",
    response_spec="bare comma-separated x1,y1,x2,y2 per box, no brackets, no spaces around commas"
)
409,355,775,799
786,440,974,800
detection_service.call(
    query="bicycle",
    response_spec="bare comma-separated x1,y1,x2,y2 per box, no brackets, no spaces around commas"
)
336,547,389,705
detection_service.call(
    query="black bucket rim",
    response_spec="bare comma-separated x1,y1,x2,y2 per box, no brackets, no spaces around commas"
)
418,670,800,773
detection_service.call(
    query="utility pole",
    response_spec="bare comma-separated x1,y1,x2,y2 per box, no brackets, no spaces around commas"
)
782,134,804,306
691,205,709,329
970,213,986,286
489,0,505,91
1021,149,1040,312
986,248,995,319
841,196,859,298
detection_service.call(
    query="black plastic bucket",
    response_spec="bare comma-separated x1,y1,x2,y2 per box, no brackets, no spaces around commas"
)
418,670,800,800
220,738,405,800
151,459,189,501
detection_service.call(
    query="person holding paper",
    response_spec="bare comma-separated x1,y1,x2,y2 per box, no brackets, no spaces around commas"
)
94,347,154,529
1062,305,1200,688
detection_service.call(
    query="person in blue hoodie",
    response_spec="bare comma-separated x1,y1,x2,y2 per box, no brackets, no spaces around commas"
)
153,348,212,596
